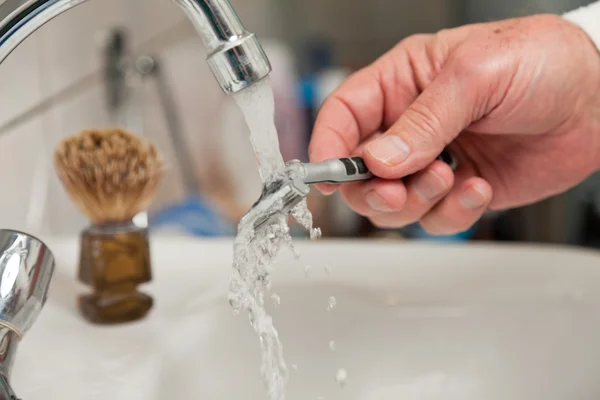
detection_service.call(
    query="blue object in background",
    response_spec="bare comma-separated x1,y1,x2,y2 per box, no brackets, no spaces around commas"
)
400,222,476,242
150,195,236,237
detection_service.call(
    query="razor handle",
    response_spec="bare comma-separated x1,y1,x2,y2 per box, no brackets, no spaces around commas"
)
303,149,457,185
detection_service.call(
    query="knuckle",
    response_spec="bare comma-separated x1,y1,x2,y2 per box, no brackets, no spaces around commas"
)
450,54,490,80
398,33,432,49
535,14,565,29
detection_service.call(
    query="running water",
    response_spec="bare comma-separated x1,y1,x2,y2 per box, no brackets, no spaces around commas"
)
228,78,321,400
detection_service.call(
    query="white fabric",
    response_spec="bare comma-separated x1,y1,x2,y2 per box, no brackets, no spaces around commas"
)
564,1,600,50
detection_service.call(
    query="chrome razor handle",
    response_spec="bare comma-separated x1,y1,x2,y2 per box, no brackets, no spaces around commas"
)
303,149,457,185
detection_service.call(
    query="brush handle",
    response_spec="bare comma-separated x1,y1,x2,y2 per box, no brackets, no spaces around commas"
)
303,149,457,185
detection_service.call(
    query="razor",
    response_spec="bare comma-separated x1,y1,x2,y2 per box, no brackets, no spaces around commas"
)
243,150,458,231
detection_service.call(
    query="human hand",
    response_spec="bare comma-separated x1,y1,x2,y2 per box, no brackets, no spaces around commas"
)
308,14,600,234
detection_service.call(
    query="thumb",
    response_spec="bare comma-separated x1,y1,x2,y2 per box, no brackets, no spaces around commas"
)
363,68,483,179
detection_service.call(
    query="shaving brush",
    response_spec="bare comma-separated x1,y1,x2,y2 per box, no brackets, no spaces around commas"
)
54,128,164,324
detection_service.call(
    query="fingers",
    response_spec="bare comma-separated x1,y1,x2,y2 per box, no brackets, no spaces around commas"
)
340,160,453,221
308,38,430,195
308,67,386,195
342,159,493,234
367,160,455,228
339,180,408,217
308,67,386,164
314,132,384,196
419,177,493,235
362,63,488,180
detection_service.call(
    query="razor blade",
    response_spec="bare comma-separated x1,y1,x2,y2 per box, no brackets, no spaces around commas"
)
242,175,310,232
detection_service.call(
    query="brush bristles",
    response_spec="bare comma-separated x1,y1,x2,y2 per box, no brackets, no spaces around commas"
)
54,128,164,224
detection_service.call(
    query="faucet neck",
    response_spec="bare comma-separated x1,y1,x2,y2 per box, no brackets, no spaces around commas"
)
0,0,271,94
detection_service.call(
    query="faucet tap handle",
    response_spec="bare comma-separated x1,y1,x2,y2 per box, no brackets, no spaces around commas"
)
0,230,55,400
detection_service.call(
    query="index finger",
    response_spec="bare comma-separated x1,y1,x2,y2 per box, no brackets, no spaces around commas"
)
308,66,385,164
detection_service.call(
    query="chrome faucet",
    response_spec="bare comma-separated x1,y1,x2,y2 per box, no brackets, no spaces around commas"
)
0,0,272,94
0,0,272,397
0,230,55,400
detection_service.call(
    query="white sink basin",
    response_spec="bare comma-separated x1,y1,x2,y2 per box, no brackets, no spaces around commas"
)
11,237,600,399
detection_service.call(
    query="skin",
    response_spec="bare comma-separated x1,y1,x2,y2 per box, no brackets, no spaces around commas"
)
308,14,600,235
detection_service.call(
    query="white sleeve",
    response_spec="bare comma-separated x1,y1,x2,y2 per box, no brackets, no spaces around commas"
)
564,1,600,49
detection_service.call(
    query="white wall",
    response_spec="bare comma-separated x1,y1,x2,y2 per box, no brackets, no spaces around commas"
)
0,0,279,236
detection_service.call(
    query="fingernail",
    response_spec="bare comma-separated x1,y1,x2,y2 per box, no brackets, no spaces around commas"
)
414,170,449,201
319,188,335,196
460,184,489,209
366,190,393,212
366,136,410,166
316,184,336,196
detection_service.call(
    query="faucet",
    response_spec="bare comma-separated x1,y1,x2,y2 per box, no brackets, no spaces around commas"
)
0,0,272,397
0,230,55,400
0,0,272,94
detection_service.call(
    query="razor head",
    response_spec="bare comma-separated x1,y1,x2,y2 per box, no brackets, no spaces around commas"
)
241,175,310,232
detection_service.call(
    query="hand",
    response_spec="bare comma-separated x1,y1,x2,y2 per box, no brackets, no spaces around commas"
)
309,14,600,234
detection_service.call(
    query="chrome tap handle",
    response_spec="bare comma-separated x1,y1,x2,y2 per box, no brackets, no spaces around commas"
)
0,230,55,400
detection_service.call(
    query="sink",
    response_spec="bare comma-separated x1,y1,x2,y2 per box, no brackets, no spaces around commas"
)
10,237,600,399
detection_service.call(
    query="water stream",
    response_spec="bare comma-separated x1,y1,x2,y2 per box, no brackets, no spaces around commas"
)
228,78,321,400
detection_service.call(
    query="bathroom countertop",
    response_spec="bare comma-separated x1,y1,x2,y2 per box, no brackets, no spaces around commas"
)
10,238,600,400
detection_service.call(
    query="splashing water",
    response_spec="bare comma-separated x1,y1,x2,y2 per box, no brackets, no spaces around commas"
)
304,264,313,278
336,368,348,388
271,293,281,306
229,78,321,400
327,296,337,311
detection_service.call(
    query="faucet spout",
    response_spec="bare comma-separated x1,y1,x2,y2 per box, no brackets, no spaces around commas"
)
0,0,272,94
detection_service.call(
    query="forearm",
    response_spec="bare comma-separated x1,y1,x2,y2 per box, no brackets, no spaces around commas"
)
564,1,600,49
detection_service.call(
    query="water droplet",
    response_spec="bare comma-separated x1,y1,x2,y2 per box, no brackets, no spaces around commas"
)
327,296,337,311
291,364,299,371
324,264,332,276
304,265,312,278
310,227,322,240
290,244,300,259
329,340,336,351
271,293,281,306
335,368,348,388
316,397,326,400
